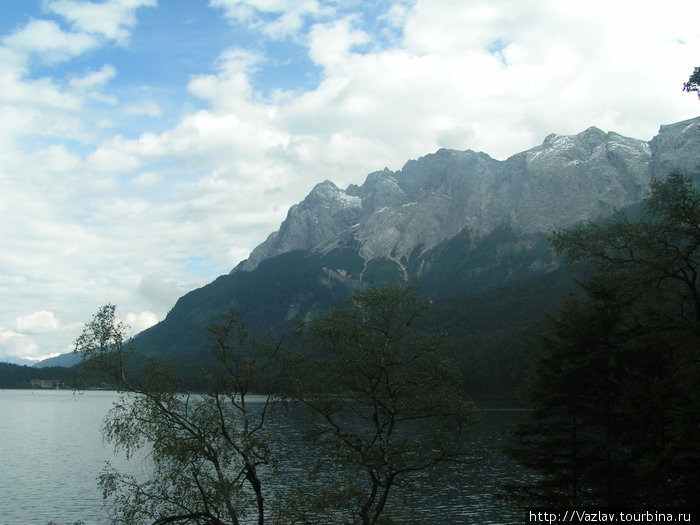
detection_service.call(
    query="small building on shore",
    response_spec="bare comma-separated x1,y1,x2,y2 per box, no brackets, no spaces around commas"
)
30,379,63,389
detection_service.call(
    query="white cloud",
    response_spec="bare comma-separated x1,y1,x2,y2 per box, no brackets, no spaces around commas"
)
2,18,99,63
69,64,116,90
187,48,263,112
0,328,40,360
261,1,327,39
44,0,157,44
210,0,326,39
123,311,159,336
0,328,26,345
16,311,61,334
68,64,118,104
137,275,187,317
307,17,370,70
1,311,81,361
33,144,84,173
0,28,112,145
381,3,410,28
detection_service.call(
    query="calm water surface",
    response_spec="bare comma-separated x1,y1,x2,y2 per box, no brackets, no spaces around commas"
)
0,389,528,525
0,389,129,524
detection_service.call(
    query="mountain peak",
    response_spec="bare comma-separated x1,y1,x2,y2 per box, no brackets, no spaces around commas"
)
301,180,361,210
234,180,363,272
540,126,609,155
308,179,339,198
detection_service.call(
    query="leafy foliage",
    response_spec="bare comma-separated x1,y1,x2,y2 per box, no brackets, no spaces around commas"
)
683,66,700,99
505,172,700,507
285,285,479,525
75,306,279,525
74,287,486,525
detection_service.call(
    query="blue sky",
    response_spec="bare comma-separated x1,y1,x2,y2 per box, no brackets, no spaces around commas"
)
1,0,698,363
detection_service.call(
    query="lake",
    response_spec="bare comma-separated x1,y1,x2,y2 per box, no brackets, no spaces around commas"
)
0,389,529,525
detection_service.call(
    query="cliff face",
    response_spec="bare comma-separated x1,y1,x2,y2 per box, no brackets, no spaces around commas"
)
234,117,699,273
649,118,700,179
234,180,363,272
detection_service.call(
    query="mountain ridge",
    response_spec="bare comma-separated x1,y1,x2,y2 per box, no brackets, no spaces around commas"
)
34,116,700,398
234,119,692,274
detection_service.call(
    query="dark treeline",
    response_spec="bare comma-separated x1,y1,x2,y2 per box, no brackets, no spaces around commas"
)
0,362,74,389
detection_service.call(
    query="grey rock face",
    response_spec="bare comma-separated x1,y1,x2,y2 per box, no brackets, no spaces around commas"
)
497,127,652,234
233,117,700,272
649,117,700,179
235,180,362,272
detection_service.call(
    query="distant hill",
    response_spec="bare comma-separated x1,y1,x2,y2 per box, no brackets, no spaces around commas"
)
33,352,82,369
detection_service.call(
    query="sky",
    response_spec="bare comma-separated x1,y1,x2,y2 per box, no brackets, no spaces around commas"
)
0,0,698,364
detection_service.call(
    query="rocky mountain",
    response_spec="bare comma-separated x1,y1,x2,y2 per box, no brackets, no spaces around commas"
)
649,118,700,178
234,122,672,275
40,116,700,397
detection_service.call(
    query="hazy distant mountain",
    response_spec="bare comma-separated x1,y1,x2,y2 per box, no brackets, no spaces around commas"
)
33,352,81,368
3,356,36,367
